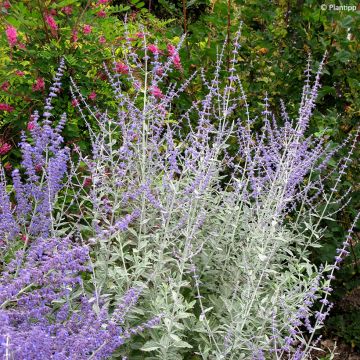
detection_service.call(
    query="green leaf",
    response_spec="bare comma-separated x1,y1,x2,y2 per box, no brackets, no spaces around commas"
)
340,15,354,28
174,340,193,348
140,341,161,352
334,50,351,64
169,334,182,341
53,0,79,8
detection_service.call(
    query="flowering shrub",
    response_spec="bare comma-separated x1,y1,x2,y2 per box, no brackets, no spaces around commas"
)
67,33,357,358
0,59,161,360
0,27,359,359
0,0,168,161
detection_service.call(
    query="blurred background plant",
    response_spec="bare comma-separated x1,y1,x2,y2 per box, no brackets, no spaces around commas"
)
0,0,172,158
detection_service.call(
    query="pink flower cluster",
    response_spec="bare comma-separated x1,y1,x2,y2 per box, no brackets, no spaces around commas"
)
0,142,12,155
45,14,58,33
1,1,10,9
32,77,45,92
147,44,160,55
4,162,12,172
167,44,181,70
61,6,72,15
150,86,163,99
1,81,10,92
0,103,14,112
97,9,106,17
5,26,17,47
83,25,92,35
115,62,129,74
146,43,181,69
83,177,92,187
88,92,97,101
27,121,35,131
71,30,78,43
155,67,163,76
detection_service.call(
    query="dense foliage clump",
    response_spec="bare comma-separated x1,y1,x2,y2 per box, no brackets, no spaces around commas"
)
0,28,358,358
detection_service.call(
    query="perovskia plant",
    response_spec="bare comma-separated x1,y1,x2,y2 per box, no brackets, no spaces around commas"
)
0,26,358,359
0,59,161,360
67,28,358,359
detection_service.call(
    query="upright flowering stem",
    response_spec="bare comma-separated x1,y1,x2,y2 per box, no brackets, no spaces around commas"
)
301,212,360,357
139,32,149,240
5,26,17,47
37,33,356,359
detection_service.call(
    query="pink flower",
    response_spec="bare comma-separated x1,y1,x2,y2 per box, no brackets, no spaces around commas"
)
0,142,12,155
167,44,176,56
35,164,42,172
0,103,14,112
150,86,163,99
99,35,106,44
155,67,163,76
83,177,92,187
97,9,106,17
4,162,12,172
1,81,10,92
3,1,10,9
18,43,26,50
27,121,35,131
88,92,96,100
71,30,78,42
172,53,181,69
136,32,144,38
147,44,160,55
97,71,107,81
115,62,129,74
71,99,79,107
49,9,57,16
83,24,92,35
61,6,72,15
20,234,28,243
32,77,45,92
45,14,58,32
167,44,182,69
15,70,24,76
97,0,109,4
5,26,17,47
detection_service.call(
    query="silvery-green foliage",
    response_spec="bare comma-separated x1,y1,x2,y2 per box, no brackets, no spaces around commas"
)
64,30,356,359
0,60,164,360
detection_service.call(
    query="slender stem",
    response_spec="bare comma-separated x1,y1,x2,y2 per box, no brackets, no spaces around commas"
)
182,0,189,54
1,282,35,309
5,334,10,360
227,0,231,72
36,0,51,43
